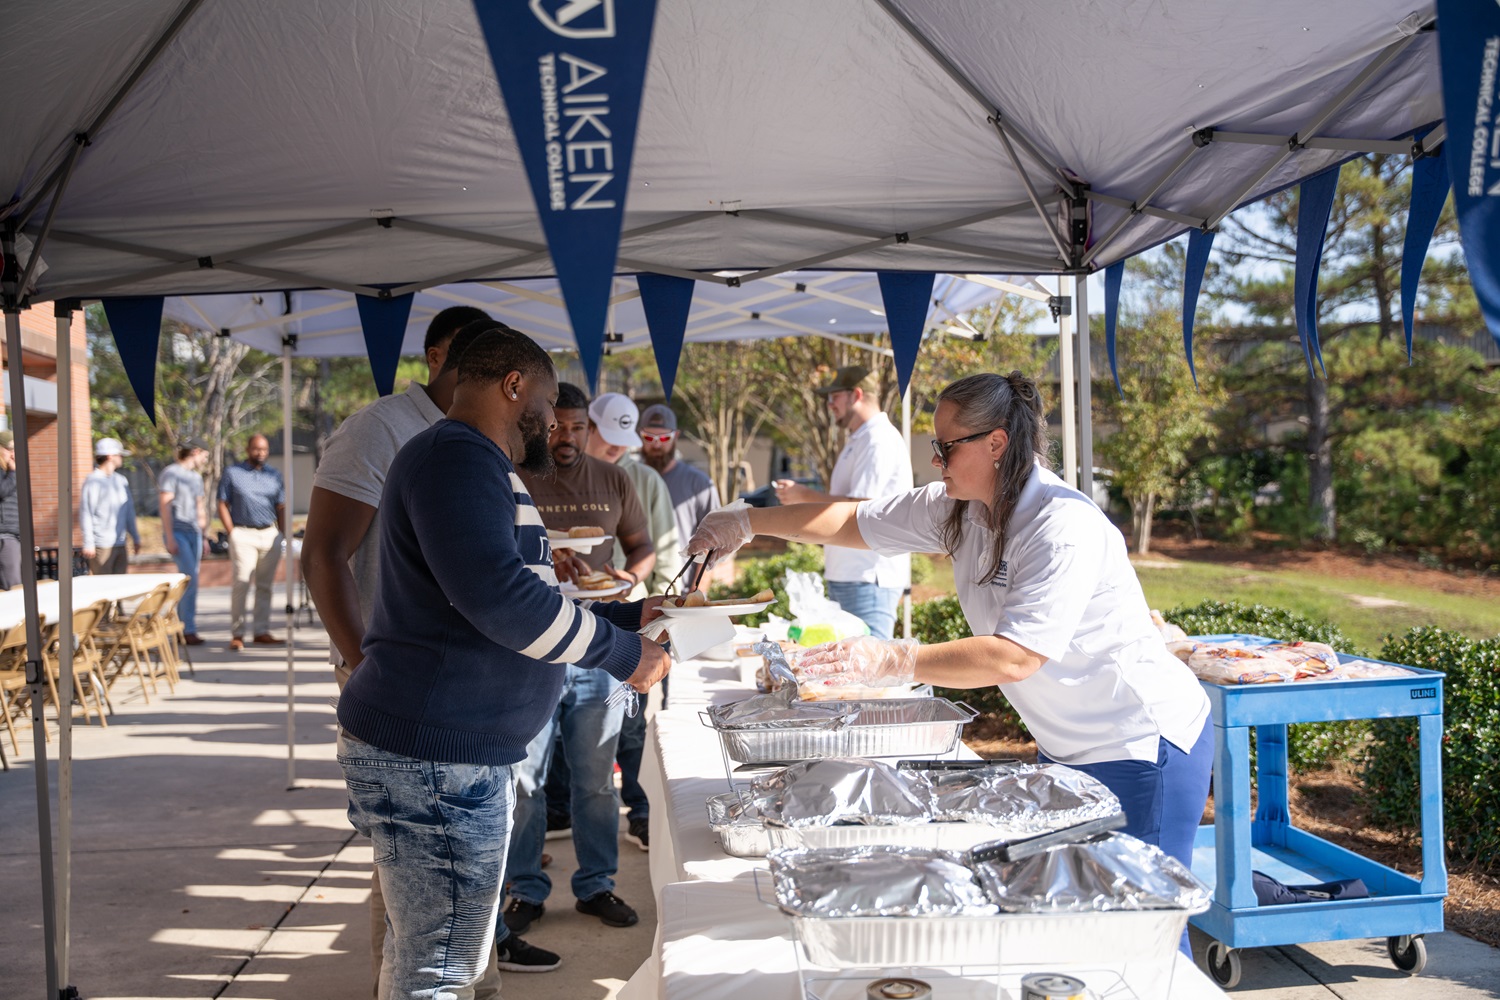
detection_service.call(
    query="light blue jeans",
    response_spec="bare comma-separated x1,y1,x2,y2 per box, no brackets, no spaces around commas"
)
502,664,625,920
169,523,201,633
825,580,903,640
339,733,514,1000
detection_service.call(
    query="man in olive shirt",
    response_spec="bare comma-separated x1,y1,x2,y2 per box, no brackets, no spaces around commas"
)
502,383,655,937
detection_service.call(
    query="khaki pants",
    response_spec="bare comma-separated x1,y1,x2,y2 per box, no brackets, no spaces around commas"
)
336,663,502,1000
228,525,281,638
88,546,129,575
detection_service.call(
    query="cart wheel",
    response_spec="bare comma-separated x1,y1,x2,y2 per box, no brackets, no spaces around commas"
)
1201,940,1243,989
1387,935,1427,975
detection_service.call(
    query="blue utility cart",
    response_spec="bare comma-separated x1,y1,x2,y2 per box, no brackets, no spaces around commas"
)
1187,635,1446,989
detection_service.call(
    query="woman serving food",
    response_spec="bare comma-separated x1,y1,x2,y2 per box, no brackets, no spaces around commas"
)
685,371,1213,897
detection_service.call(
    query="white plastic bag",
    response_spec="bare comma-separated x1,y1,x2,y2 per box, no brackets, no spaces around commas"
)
783,571,870,645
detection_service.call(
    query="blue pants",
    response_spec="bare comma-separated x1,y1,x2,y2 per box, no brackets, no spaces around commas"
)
338,733,513,999
1038,719,1213,956
502,664,625,922
825,580,902,640
169,524,201,634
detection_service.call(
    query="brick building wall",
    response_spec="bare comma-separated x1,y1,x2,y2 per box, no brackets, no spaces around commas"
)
5,306,91,551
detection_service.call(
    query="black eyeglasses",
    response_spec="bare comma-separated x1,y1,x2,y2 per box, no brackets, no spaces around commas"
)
931,428,1001,468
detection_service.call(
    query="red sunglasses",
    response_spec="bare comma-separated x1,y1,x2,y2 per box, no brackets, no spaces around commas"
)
641,432,676,443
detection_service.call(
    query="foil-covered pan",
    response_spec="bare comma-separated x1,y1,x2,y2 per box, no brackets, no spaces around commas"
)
705,697,976,764
916,763,1123,837
749,758,930,828
972,832,1211,912
767,846,996,918
704,792,772,858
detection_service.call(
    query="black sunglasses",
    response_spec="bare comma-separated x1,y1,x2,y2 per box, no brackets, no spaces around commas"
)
931,428,1001,468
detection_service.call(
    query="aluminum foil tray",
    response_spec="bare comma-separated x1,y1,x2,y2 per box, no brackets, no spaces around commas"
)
703,697,976,764
705,792,772,858
766,820,1006,853
786,908,1198,970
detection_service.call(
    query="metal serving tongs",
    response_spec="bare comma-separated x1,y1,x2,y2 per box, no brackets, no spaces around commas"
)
663,550,713,601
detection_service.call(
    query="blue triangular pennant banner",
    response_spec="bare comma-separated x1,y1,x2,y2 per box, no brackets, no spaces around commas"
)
1182,229,1215,388
637,273,694,400
1103,260,1126,399
1436,0,1500,353
1402,146,1451,363
355,292,416,397
876,271,936,396
1294,167,1341,378
101,296,164,424
475,0,661,393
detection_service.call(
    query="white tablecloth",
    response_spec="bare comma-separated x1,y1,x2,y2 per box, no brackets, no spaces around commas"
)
0,573,187,630
619,657,1229,999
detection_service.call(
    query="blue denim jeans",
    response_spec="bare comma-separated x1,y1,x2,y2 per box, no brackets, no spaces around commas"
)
170,524,201,634
339,733,514,1000
1038,719,1213,956
825,580,902,640
502,664,625,917
616,706,648,822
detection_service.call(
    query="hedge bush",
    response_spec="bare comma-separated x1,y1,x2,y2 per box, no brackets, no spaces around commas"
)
709,543,824,627
1162,600,1369,773
911,596,1030,739
1362,627,1500,865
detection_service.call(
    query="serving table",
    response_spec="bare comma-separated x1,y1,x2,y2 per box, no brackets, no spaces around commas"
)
618,653,1228,999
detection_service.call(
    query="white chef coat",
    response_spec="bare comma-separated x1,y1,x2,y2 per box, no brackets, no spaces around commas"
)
824,412,912,589
855,461,1209,765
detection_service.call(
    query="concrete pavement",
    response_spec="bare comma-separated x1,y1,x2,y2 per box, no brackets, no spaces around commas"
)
0,583,1496,998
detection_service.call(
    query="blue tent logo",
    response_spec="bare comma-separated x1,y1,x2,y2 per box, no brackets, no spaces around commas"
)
531,0,616,38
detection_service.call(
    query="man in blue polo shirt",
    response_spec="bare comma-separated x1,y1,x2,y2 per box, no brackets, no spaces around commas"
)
217,434,286,651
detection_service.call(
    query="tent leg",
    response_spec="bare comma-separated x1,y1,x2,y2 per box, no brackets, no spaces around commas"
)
1074,276,1094,502
900,384,912,639
1056,279,1077,488
5,305,61,1000
282,341,297,790
55,303,77,994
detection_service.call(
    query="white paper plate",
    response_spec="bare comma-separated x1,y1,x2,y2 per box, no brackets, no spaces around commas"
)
659,600,773,619
561,580,631,599
548,532,614,553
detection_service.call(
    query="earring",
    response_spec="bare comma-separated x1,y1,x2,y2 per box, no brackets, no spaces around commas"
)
511,393,518,400
993,460,1000,470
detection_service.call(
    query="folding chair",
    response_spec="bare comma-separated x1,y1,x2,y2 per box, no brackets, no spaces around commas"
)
0,617,44,755
95,585,174,702
42,601,114,727
158,577,195,678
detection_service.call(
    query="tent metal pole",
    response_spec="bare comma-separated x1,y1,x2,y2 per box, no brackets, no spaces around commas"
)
1207,131,1415,155
901,384,912,640
1084,190,1204,229
282,339,296,789
1203,30,1420,230
3,302,60,1000
1074,275,1094,501
54,303,77,995
1056,279,1077,489
988,118,1070,264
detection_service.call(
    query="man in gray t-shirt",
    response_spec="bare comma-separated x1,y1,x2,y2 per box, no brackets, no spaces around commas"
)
638,404,720,548
157,442,209,640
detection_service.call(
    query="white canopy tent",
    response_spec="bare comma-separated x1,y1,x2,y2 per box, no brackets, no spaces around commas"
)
0,2,1454,996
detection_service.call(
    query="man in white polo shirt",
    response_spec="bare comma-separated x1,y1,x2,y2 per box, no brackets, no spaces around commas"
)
774,366,912,638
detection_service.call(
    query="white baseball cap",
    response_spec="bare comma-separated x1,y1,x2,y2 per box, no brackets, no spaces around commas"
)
587,393,642,448
94,437,129,457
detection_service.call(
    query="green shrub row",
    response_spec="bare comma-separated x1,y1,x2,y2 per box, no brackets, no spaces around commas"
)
1362,627,1500,865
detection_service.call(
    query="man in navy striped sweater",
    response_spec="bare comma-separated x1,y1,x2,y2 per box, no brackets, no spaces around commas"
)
337,328,671,999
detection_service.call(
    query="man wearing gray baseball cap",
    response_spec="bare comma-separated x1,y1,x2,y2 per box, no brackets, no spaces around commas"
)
638,404,719,554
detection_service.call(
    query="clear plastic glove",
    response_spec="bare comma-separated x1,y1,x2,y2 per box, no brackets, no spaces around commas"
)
792,636,920,688
685,506,752,567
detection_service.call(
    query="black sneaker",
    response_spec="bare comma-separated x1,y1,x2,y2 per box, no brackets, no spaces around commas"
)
495,935,561,973
502,897,544,935
625,816,650,852
543,811,572,842
576,890,638,927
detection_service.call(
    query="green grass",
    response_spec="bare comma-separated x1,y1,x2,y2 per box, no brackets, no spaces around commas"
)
1134,561,1498,652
